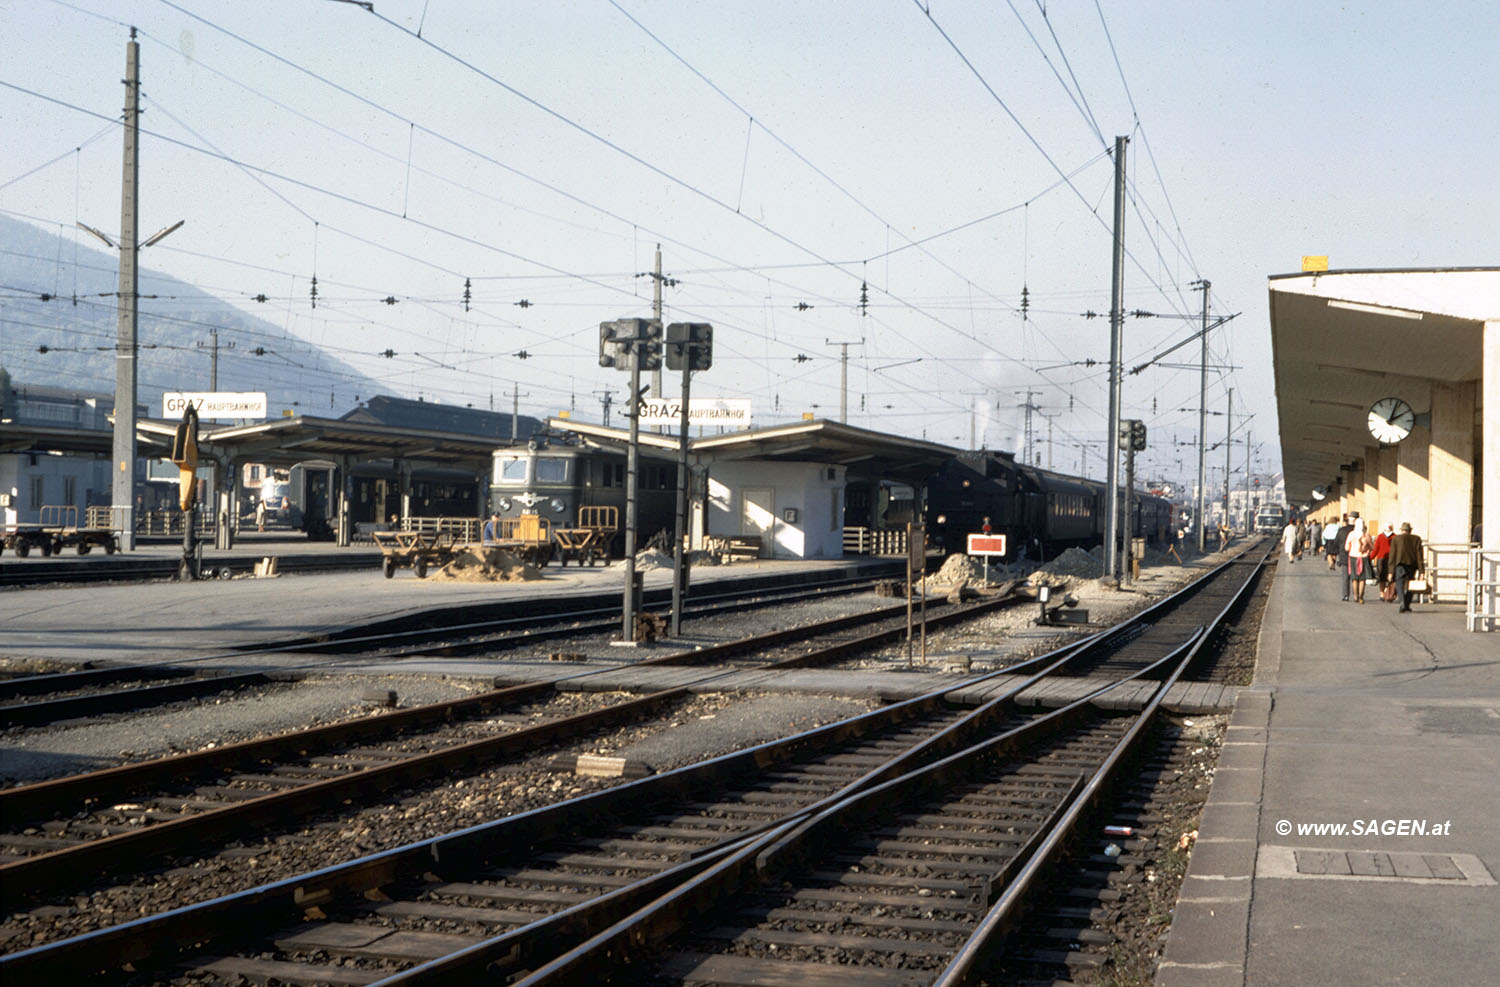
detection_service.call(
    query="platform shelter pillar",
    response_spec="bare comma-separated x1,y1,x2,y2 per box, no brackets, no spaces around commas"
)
396,459,412,527
1375,444,1398,532
1396,418,1431,536
1484,321,1499,553
1428,380,1476,546
1345,459,1366,520
215,456,234,550
336,455,352,548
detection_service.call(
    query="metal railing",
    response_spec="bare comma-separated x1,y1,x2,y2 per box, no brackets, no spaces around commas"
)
842,525,909,556
1468,548,1500,632
135,509,217,537
402,515,480,542
1425,542,1475,605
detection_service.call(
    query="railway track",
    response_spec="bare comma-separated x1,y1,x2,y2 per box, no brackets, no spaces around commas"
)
0,584,1018,911
0,545,1270,984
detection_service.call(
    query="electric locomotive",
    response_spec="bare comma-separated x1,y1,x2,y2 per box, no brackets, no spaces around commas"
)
489,435,679,556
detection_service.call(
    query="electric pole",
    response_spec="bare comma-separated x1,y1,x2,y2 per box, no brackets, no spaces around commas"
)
511,382,530,442
111,29,141,552
827,338,861,422
1015,389,1042,465
1194,279,1210,552
1224,387,1233,531
1103,135,1128,580
595,390,615,428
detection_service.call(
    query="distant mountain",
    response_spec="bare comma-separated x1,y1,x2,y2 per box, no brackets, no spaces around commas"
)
0,214,389,419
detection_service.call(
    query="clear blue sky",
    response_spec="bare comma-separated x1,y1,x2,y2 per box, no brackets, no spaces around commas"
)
3,0,1497,494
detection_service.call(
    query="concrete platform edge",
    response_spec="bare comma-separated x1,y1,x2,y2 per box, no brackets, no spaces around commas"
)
1154,561,1282,986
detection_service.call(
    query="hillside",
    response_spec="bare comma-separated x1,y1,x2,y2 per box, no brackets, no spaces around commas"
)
0,214,388,418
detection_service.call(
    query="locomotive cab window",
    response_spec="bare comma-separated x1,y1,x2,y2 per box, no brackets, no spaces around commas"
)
496,457,528,484
535,457,568,484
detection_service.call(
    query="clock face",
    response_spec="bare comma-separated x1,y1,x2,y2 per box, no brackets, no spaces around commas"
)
1367,397,1416,444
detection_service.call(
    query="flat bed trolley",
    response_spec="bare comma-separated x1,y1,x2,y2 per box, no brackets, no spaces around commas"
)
372,529,460,579
551,505,618,567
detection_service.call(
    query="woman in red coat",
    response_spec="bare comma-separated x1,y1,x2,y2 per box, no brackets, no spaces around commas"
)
1371,524,1394,600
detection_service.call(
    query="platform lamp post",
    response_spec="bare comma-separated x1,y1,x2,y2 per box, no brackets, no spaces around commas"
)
599,318,662,643
665,323,713,637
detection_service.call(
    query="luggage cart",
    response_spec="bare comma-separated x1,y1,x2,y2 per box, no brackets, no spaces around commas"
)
39,505,119,556
552,505,618,567
372,529,460,579
493,514,555,568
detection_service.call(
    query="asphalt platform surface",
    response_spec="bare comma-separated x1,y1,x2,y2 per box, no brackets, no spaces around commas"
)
1156,552,1499,986
0,537,897,666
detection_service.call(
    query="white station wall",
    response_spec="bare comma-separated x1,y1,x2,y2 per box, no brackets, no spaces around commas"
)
705,461,847,558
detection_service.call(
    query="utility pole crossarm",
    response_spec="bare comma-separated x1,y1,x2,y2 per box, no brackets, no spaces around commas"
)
1128,312,1239,376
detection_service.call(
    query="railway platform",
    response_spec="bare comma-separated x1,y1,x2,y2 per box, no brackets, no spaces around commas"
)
0,553,900,667
1156,556,1499,986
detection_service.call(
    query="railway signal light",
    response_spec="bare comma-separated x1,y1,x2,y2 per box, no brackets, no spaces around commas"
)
1118,419,1147,451
598,318,662,371
665,322,713,371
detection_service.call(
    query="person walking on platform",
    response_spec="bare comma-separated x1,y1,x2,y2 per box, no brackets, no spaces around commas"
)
255,498,267,533
1324,515,1345,568
1371,523,1394,601
1282,519,1299,563
1308,518,1323,556
1346,517,1372,603
1334,514,1355,596
1388,522,1426,612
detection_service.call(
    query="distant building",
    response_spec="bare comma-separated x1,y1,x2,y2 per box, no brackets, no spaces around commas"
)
0,382,147,526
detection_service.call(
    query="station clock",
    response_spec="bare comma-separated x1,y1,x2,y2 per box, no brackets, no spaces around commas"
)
1366,397,1416,445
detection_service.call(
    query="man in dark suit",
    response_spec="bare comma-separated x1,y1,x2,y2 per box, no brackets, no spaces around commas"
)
1387,522,1425,613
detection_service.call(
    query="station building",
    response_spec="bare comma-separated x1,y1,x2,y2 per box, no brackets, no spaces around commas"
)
544,417,958,560
1269,266,1499,630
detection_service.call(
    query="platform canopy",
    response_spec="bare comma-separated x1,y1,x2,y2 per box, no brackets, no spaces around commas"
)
140,415,512,471
546,417,961,481
0,422,169,458
1269,268,1499,505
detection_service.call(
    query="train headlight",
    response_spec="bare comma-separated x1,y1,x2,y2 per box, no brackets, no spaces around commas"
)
499,497,512,511
936,514,947,525
550,498,565,513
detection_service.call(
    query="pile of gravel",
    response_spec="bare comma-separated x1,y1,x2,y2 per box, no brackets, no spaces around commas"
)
925,553,1010,589
1032,546,1104,581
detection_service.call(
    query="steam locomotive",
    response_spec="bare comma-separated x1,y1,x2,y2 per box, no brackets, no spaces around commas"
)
923,450,1173,562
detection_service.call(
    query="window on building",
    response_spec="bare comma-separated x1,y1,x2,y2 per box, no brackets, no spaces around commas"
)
64,476,77,507
29,475,45,510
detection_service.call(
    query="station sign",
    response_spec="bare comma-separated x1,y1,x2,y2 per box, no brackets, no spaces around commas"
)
636,397,751,428
966,533,1008,557
163,391,267,420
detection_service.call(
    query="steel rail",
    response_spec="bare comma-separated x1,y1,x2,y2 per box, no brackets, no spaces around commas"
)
0,589,1022,912
504,629,1207,986
932,544,1272,983
1,549,1261,983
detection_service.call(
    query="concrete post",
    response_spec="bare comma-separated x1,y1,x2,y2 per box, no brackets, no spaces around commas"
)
1346,460,1366,520
1485,321,1499,553
1396,421,1431,535
1428,380,1476,546
1376,444,1398,532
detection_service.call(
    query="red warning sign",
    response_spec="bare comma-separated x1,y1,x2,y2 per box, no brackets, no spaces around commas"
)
966,533,1008,556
